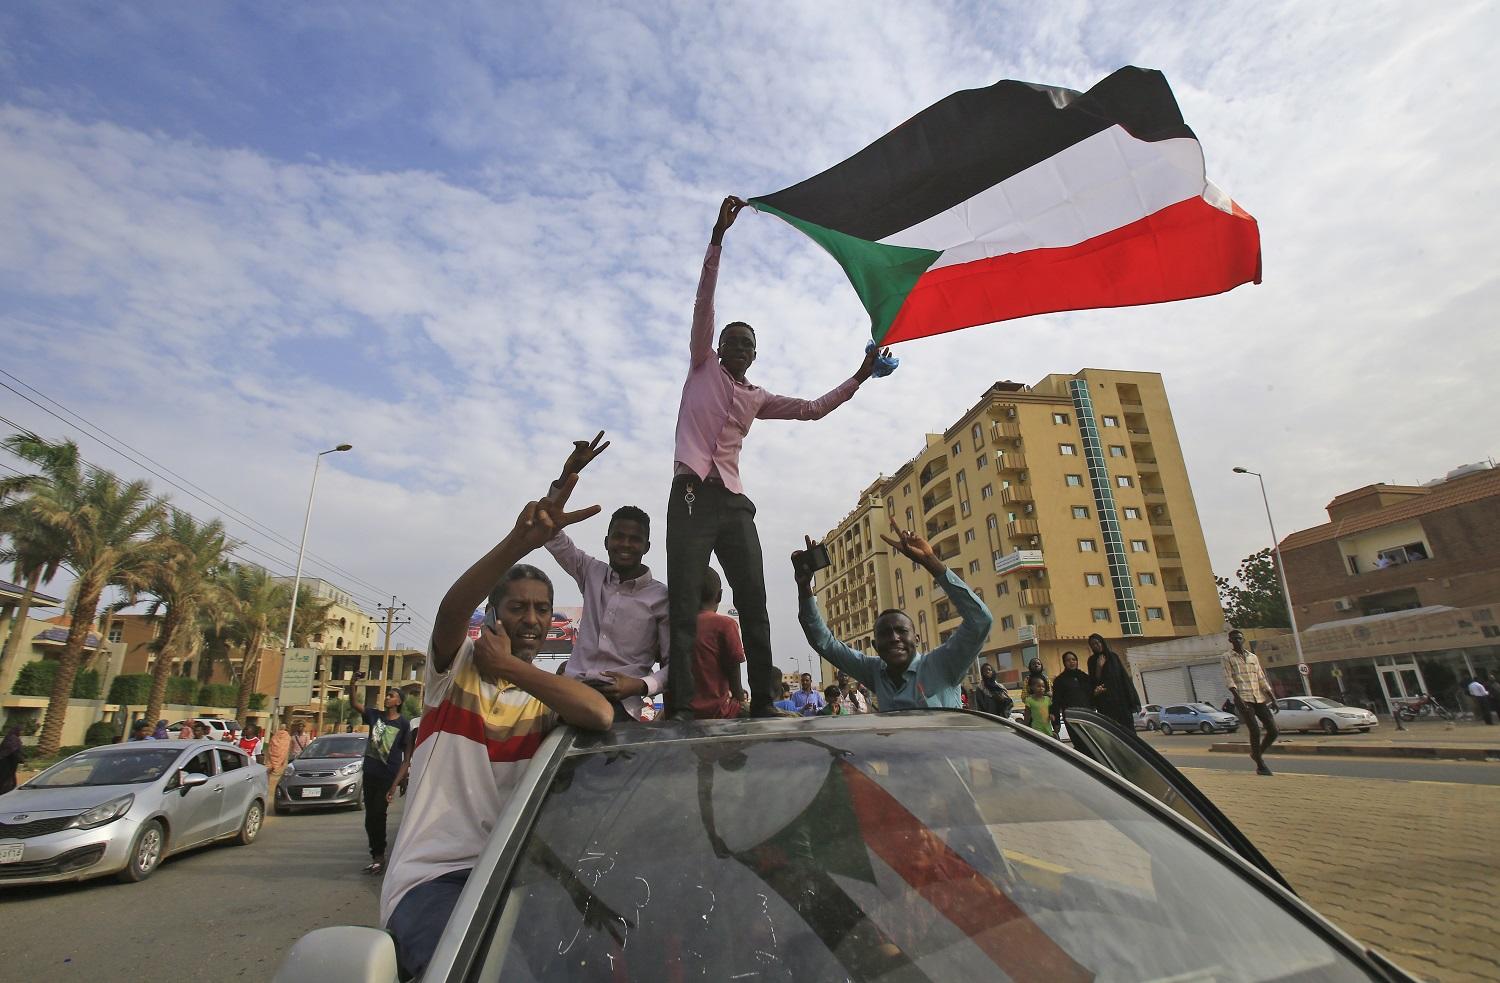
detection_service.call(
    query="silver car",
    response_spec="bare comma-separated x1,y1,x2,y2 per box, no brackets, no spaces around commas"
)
0,739,266,886
275,733,367,814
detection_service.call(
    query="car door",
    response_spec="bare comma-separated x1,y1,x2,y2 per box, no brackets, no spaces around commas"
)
215,748,256,836
1062,708,1294,892
1276,698,1310,732
163,748,223,848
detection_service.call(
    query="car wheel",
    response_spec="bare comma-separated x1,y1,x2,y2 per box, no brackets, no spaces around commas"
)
117,819,166,883
1198,722,1214,734
234,800,264,846
1319,718,1339,735
1146,720,1158,731
1160,723,1173,735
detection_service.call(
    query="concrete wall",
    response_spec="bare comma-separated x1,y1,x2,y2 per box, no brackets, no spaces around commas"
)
1,697,265,748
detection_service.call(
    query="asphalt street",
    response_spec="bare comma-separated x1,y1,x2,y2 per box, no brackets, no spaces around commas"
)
4,797,396,981
1141,731,1500,786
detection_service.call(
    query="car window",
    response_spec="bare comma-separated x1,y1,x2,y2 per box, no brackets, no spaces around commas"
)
1304,698,1339,709
1289,700,1310,710
183,750,217,777
28,748,183,788
217,749,247,772
481,726,1371,982
301,736,366,758
1164,705,1185,714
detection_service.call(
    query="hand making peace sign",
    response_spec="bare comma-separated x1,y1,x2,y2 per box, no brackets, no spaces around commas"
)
513,472,601,551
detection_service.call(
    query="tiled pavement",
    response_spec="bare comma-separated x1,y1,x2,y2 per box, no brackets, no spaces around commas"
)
1184,765,1500,981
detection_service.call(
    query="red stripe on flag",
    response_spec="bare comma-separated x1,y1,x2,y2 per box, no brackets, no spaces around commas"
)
839,760,1094,982
415,699,547,763
883,195,1260,344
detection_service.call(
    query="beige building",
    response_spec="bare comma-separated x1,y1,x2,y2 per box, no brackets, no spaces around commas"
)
813,369,1225,689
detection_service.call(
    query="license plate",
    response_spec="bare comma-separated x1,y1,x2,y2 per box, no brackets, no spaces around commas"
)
0,843,22,864
301,787,323,798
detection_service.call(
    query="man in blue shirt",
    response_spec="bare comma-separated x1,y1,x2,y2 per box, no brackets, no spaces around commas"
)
794,523,992,710
787,672,826,716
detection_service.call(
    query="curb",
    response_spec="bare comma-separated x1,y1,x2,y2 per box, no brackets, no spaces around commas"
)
1208,741,1500,762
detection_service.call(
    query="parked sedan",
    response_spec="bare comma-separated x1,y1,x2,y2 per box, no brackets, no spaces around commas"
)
1275,697,1379,734
274,711,1414,982
275,734,367,814
0,740,265,886
1159,703,1241,735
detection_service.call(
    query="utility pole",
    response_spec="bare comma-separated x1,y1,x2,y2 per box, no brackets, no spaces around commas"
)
374,597,411,711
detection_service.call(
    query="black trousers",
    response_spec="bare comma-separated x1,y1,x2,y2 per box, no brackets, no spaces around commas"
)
665,475,776,713
363,768,394,859
1235,700,1279,760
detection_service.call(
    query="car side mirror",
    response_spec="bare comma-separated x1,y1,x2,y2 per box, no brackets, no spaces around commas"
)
179,771,209,791
273,926,398,983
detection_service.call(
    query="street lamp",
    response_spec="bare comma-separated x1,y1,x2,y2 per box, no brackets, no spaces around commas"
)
1232,467,1311,696
276,444,352,728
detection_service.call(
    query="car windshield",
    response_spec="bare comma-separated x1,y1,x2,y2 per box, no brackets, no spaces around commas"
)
484,723,1371,982
1303,698,1343,709
1191,703,1218,713
28,748,182,788
301,736,365,758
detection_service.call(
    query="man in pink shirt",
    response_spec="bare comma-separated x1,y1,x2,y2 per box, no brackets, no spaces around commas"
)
666,196,886,719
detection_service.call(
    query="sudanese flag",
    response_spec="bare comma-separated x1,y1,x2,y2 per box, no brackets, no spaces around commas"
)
750,67,1261,346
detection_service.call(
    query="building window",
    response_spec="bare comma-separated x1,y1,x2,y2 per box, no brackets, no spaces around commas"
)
960,500,972,517
1001,615,1016,630
1091,608,1112,622
1146,607,1165,620
1085,573,1105,587
1130,539,1149,553
977,454,987,470
995,581,1010,596
903,483,911,496
1108,445,1127,458
1101,415,1119,427
1116,475,1134,488
1078,539,1097,552
1052,412,1070,425
1123,507,1141,519
914,586,924,598
968,559,981,574
1065,474,1084,487
971,423,983,448
1139,572,1157,586
1025,614,1036,626
1059,443,1077,456
987,514,999,530
905,507,914,526
886,497,895,515
952,441,962,457
108,623,123,643
981,484,993,500
1071,506,1090,519
964,529,976,543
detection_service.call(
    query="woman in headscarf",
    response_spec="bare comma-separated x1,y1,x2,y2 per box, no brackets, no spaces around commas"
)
151,719,170,740
265,725,292,798
1023,656,1050,696
1086,633,1141,730
177,720,194,740
970,663,1014,718
0,725,23,794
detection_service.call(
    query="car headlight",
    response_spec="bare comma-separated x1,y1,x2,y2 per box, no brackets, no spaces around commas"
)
336,762,361,777
284,763,295,775
74,794,134,830
1336,711,1363,718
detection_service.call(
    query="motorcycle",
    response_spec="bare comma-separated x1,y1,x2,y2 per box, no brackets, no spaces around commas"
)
1391,694,1455,722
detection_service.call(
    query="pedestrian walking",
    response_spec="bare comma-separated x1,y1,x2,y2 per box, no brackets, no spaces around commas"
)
1051,651,1093,730
265,725,291,798
349,675,411,875
1467,676,1496,725
1087,634,1142,732
0,725,22,795
289,719,312,759
1221,629,1279,775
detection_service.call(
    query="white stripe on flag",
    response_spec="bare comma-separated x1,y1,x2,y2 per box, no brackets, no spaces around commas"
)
879,126,1208,271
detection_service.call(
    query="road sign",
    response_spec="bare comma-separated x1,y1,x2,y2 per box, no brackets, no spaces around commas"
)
1297,663,1311,676
279,647,318,706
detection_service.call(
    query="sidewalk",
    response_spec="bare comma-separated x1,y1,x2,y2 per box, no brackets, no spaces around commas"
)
1186,766,1500,981
1209,719,1500,761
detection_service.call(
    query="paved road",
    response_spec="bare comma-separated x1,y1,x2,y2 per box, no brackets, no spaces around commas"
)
1143,732,1500,786
5,800,394,981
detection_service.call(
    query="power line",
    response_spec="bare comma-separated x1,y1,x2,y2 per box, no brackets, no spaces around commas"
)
0,371,398,603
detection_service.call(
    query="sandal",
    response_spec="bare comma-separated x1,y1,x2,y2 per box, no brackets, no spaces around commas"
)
363,860,385,875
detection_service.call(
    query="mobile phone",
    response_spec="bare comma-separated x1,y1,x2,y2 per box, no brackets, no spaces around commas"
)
793,542,832,578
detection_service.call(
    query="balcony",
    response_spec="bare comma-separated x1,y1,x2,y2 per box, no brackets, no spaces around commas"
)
1142,486,1167,500
925,518,957,540
1019,588,1052,608
993,548,1045,576
1164,583,1191,597
995,452,1028,471
1157,550,1183,561
1150,519,1174,535
919,462,951,490
991,420,1021,439
1006,519,1039,538
1001,485,1034,506
922,485,953,511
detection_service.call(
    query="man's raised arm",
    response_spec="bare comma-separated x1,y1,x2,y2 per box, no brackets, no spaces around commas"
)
792,536,876,687
755,344,890,422
692,197,744,366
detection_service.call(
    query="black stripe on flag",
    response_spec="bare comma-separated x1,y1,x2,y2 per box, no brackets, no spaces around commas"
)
753,66,1195,243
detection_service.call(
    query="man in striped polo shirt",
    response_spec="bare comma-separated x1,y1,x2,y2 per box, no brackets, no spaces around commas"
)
380,475,614,979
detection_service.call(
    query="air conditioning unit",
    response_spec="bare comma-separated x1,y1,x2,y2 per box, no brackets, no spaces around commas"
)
1028,536,1040,546
1005,408,1016,419
1041,606,1052,617
1333,597,1354,612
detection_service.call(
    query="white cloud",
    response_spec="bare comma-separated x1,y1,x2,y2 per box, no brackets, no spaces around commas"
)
0,0,1497,673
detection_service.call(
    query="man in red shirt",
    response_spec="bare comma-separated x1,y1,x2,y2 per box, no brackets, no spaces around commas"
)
690,568,746,720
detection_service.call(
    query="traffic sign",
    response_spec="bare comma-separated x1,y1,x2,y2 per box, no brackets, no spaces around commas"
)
1297,663,1311,676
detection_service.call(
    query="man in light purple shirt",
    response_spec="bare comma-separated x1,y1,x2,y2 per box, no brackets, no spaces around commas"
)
547,433,669,722
665,196,887,719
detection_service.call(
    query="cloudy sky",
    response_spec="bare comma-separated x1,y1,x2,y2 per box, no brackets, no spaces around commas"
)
2,2,1495,674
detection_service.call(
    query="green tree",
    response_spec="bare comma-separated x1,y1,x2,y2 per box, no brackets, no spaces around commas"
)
3,435,167,755
0,437,72,688
1216,547,1290,629
221,564,289,723
135,509,235,726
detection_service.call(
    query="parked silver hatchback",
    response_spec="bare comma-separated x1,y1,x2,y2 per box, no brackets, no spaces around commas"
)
0,739,267,886
275,733,367,814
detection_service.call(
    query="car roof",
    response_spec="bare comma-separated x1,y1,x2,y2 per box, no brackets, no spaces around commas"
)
569,708,1000,756
71,739,234,755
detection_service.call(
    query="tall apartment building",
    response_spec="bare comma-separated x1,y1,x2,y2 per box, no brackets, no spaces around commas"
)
813,369,1224,688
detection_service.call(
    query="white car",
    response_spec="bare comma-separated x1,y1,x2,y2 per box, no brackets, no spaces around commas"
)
1273,697,1378,734
1135,704,1163,730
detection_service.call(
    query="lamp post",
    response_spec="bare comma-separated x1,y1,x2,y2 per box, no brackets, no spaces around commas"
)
1232,467,1311,696
277,444,352,729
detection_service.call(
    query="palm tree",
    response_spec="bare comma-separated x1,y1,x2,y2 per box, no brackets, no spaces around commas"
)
222,564,289,722
4,435,167,756
291,590,338,648
136,510,235,724
0,436,73,689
